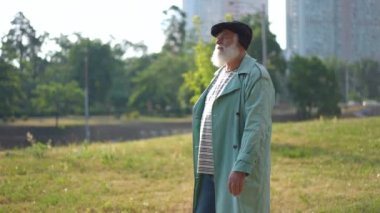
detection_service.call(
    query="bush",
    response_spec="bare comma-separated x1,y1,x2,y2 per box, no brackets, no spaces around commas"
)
26,132,51,158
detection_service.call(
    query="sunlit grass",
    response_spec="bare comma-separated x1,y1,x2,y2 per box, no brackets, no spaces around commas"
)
0,135,193,212
1,117,380,212
271,116,380,212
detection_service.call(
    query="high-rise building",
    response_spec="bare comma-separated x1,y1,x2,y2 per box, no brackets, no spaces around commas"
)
286,0,380,62
183,0,267,41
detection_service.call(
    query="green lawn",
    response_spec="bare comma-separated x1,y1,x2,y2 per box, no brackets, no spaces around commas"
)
1,117,380,212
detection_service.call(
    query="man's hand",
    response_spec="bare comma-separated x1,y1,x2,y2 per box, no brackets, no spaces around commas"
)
228,171,246,196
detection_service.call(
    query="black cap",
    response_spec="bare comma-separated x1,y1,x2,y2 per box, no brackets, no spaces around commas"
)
211,21,252,50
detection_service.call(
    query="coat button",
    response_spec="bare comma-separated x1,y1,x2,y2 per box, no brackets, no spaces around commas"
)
236,112,240,116
233,145,238,149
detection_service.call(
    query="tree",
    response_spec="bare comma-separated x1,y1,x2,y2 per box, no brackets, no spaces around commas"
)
112,40,147,59
288,55,340,118
352,59,380,101
0,59,22,121
38,34,152,116
1,12,49,116
240,14,286,96
108,52,157,116
181,16,215,105
32,82,83,127
64,36,117,112
324,57,349,102
325,58,380,102
162,5,187,54
1,12,48,75
37,36,73,84
128,52,190,115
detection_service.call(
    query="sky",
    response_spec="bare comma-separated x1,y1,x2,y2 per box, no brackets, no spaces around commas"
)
0,0,286,54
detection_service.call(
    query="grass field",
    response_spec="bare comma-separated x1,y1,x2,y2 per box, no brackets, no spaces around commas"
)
1,117,380,212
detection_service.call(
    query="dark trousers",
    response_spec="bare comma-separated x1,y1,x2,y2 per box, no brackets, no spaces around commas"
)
196,174,216,213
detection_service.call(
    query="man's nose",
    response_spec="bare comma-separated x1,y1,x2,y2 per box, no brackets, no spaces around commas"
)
216,38,223,45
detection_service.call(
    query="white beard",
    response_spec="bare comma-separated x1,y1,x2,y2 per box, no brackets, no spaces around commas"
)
211,42,240,68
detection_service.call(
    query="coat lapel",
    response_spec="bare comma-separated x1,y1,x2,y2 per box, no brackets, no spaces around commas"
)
218,54,253,98
218,73,241,97
193,68,222,117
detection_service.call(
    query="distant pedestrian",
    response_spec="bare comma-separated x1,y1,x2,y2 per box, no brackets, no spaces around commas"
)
192,21,275,213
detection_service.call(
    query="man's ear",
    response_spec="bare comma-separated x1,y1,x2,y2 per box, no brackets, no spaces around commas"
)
239,46,246,54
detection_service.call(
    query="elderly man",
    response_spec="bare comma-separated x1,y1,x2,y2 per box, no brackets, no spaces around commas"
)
192,21,275,213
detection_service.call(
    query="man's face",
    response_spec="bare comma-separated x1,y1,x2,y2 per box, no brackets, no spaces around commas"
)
215,30,237,51
211,29,240,67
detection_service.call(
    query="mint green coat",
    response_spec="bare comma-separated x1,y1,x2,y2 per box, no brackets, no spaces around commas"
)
192,54,275,213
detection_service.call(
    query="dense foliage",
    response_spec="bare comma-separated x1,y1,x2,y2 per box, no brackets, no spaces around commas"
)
1,10,378,122
288,56,341,118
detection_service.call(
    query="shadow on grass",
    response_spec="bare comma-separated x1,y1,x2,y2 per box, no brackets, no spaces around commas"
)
271,143,380,166
271,143,325,159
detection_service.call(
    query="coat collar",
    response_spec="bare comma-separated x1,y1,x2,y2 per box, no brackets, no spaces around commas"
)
218,54,255,97
194,54,256,113
236,53,255,74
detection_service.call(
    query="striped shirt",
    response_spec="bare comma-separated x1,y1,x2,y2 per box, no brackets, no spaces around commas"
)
197,68,235,174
